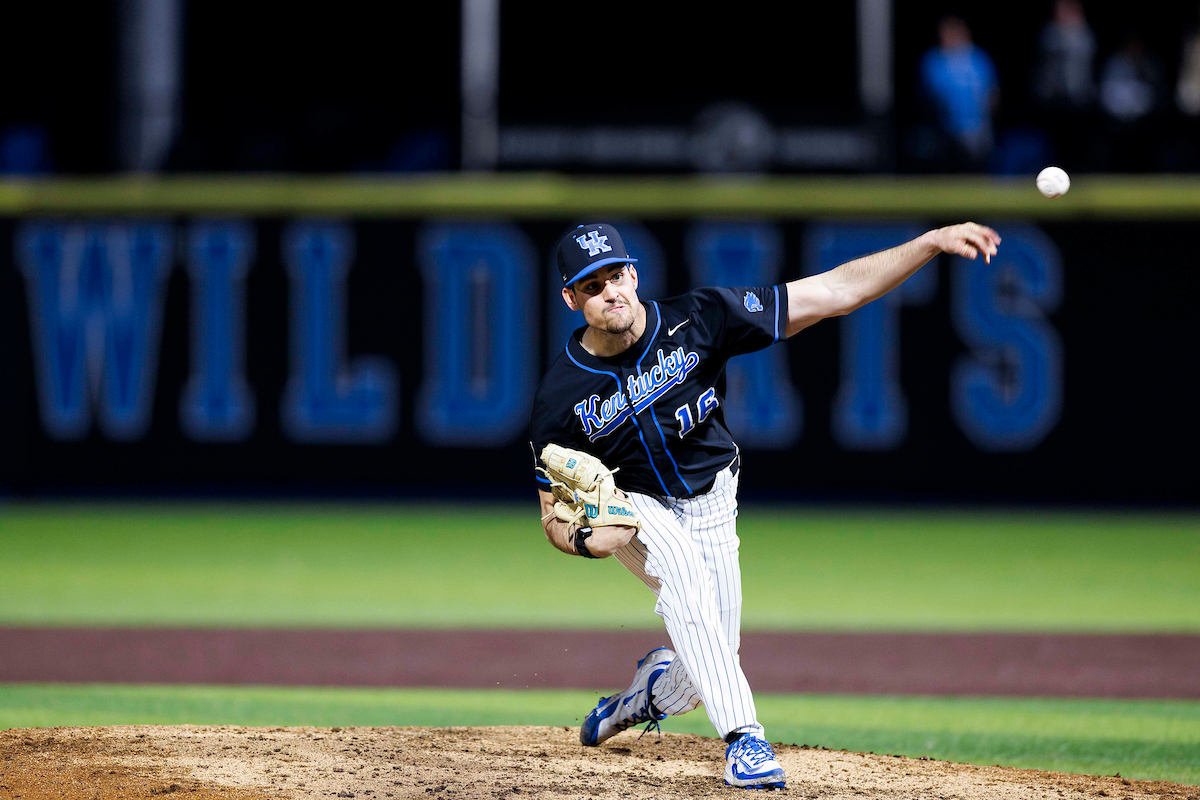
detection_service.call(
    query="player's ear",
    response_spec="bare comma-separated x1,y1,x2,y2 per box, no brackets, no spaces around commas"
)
628,265,638,290
561,286,580,311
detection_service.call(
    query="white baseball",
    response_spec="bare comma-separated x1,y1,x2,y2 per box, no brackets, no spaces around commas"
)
1036,166,1071,198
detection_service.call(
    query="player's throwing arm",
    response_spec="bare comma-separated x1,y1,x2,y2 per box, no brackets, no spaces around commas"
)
783,222,1000,337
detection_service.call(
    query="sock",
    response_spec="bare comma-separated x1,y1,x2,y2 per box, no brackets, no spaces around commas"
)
724,724,766,744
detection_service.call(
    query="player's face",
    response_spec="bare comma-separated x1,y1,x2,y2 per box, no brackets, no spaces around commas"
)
563,264,640,334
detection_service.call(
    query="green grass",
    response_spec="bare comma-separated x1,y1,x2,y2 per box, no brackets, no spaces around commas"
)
2,505,1198,630
5,175,1200,217
1,684,1196,785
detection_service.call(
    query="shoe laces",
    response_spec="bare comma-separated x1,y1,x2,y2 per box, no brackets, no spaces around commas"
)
636,717,662,742
617,691,664,733
731,737,777,768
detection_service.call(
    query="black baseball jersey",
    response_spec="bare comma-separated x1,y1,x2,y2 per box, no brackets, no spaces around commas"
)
531,285,789,499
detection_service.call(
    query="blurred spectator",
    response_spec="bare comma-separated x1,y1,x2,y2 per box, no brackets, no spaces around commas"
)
1098,36,1167,171
918,16,999,170
1100,37,1165,122
1033,0,1096,109
1162,5,1200,171
1031,0,1099,171
1178,7,1200,116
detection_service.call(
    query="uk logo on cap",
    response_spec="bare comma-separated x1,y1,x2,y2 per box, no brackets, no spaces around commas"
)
555,223,638,286
576,231,612,257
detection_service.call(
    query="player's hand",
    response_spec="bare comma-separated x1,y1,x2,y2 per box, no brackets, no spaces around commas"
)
584,525,639,558
930,222,1001,263
585,487,638,556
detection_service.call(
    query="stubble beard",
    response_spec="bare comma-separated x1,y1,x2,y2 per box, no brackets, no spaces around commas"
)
601,305,636,334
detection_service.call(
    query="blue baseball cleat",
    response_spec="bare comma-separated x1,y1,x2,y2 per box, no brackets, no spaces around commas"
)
579,647,674,746
724,736,787,790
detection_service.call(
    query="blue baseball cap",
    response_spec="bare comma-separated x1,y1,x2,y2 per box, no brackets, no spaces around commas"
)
555,223,638,286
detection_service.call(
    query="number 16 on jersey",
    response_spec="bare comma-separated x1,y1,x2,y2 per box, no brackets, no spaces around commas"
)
675,388,720,438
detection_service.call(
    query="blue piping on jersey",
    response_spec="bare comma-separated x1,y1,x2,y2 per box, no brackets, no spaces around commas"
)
649,412,692,494
640,303,694,496
635,302,662,366
564,346,672,497
773,284,781,343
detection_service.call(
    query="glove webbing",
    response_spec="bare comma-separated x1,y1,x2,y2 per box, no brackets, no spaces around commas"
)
536,466,621,528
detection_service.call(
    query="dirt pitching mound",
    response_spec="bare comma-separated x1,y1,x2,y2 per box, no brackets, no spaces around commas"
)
1,725,1196,800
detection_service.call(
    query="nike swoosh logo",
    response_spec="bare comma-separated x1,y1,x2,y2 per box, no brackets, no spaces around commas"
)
667,319,690,336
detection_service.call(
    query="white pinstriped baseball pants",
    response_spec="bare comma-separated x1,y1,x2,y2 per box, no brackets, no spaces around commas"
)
613,466,764,740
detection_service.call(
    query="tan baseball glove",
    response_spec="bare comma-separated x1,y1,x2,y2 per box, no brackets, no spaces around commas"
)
537,444,641,532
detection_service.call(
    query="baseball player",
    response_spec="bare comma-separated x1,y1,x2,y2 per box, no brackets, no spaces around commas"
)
530,222,1000,790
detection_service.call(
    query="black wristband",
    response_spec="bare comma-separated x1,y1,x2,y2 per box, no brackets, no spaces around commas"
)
573,525,599,559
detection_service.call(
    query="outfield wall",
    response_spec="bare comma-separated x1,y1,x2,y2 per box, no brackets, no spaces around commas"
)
0,176,1195,503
